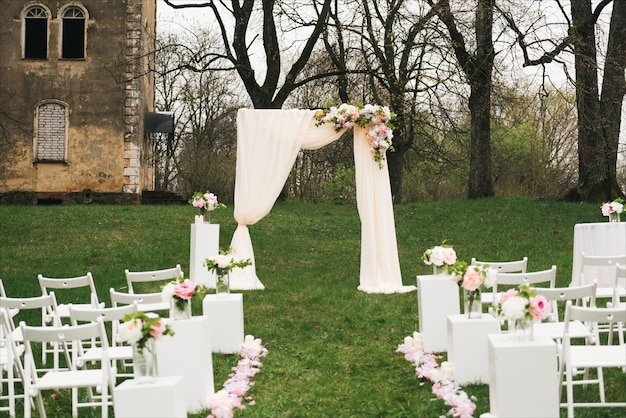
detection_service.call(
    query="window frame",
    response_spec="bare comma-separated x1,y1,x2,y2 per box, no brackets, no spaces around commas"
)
59,4,88,60
22,4,51,60
33,100,70,164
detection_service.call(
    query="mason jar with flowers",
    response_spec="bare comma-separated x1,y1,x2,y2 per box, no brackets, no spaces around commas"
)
161,276,209,320
118,311,174,383
205,250,253,296
495,284,550,341
601,198,623,222
189,191,226,224
449,262,496,319
422,242,457,276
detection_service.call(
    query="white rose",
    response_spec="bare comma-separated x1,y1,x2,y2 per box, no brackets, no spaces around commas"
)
612,202,623,213
429,246,446,267
215,254,232,269
484,268,497,288
501,296,528,320
118,319,143,345
161,282,175,302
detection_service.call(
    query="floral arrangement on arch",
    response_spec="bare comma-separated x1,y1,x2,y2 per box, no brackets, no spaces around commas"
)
206,335,268,418
601,198,623,218
118,311,174,353
495,284,550,322
315,103,395,169
161,275,209,312
422,242,457,274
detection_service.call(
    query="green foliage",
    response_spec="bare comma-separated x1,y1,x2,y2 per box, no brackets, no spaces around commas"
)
0,199,623,417
325,166,356,204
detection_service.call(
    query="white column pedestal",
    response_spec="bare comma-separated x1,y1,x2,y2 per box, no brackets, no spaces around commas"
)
190,223,220,287
417,275,460,352
203,293,245,353
156,316,214,413
486,334,558,417
446,313,500,384
113,376,186,418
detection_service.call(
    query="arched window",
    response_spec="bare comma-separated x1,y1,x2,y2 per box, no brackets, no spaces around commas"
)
34,101,69,162
24,6,48,59
61,6,86,59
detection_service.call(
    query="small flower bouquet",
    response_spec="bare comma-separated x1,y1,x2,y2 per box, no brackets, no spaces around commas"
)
118,311,174,353
449,262,496,318
601,197,623,222
161,276,209,319
205,248,253,295
314,103,395,169
422,242,457,275
189,191,226,224
495,284,550,340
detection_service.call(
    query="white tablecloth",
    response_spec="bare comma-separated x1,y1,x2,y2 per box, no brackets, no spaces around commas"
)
571,222,626,287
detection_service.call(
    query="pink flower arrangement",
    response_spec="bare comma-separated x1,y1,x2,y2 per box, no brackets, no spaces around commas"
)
315,103,395,169
207,335,268,418
422,243,457,270
397,333,476,418
162,276,209,313
118,311,174,353
495,284,550,322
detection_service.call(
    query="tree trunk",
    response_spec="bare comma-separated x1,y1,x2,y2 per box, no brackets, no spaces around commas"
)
599,0,626,199
570,0,609,201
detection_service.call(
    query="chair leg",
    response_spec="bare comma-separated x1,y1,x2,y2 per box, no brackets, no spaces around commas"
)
566,365,575,418
597,366,605,403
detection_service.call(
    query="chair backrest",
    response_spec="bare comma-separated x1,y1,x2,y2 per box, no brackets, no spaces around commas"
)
38,272,100,308
580,253,626,290
124,264,183,293
19,318,115,401
109,288,164,306
69,303,139,346
562,300,626,343
0,292,61,329
470,257,528,273
532,282,597,322
612,263,626,306
492,266,557,307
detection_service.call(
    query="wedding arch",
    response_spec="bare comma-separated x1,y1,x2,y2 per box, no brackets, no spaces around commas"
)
227,108,416,294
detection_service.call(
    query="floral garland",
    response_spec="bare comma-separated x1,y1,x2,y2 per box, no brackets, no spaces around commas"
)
315,103,395,169
206,335,268,418
397,333,476,418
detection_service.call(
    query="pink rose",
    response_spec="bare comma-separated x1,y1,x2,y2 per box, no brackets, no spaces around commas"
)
173,279,196,300
529,295,550,320
461,267,483,291
498,288,519,305
192,197,206,209
443,247,457,265
150,320,166,339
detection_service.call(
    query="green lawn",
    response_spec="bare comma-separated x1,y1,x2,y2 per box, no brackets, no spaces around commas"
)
1,197,624,417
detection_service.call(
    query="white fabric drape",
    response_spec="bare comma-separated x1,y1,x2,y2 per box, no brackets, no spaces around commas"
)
229,108,416,294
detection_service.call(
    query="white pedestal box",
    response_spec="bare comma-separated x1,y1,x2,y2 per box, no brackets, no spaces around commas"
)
417,275,460,353
486,334,558,418
447,313,500,384
203,293,245,354
190,223,220,287
156,316,214,413
113,376,186,418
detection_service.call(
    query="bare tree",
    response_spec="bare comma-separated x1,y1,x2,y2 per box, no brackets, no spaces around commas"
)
501,0,625,201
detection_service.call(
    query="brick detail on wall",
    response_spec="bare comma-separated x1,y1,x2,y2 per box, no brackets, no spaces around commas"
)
123,0,143,195
37,103,66,161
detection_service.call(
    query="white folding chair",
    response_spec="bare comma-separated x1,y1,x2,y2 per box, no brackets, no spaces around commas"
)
0,293,62,369
0,279,19,320
20,318,115,418
532,282,596,344
606,263,626,345
124,264,183,294
490,265,557,316
69,303,138,376
38,273,102,320
109,288,169,314
0,309,26,418
558,301,626,418
470,257,528,306
578,253,626,304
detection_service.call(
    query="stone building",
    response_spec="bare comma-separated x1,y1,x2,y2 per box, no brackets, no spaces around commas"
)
0,0,165,204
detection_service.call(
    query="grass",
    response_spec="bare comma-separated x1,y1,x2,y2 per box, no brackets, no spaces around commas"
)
1,197,625,417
